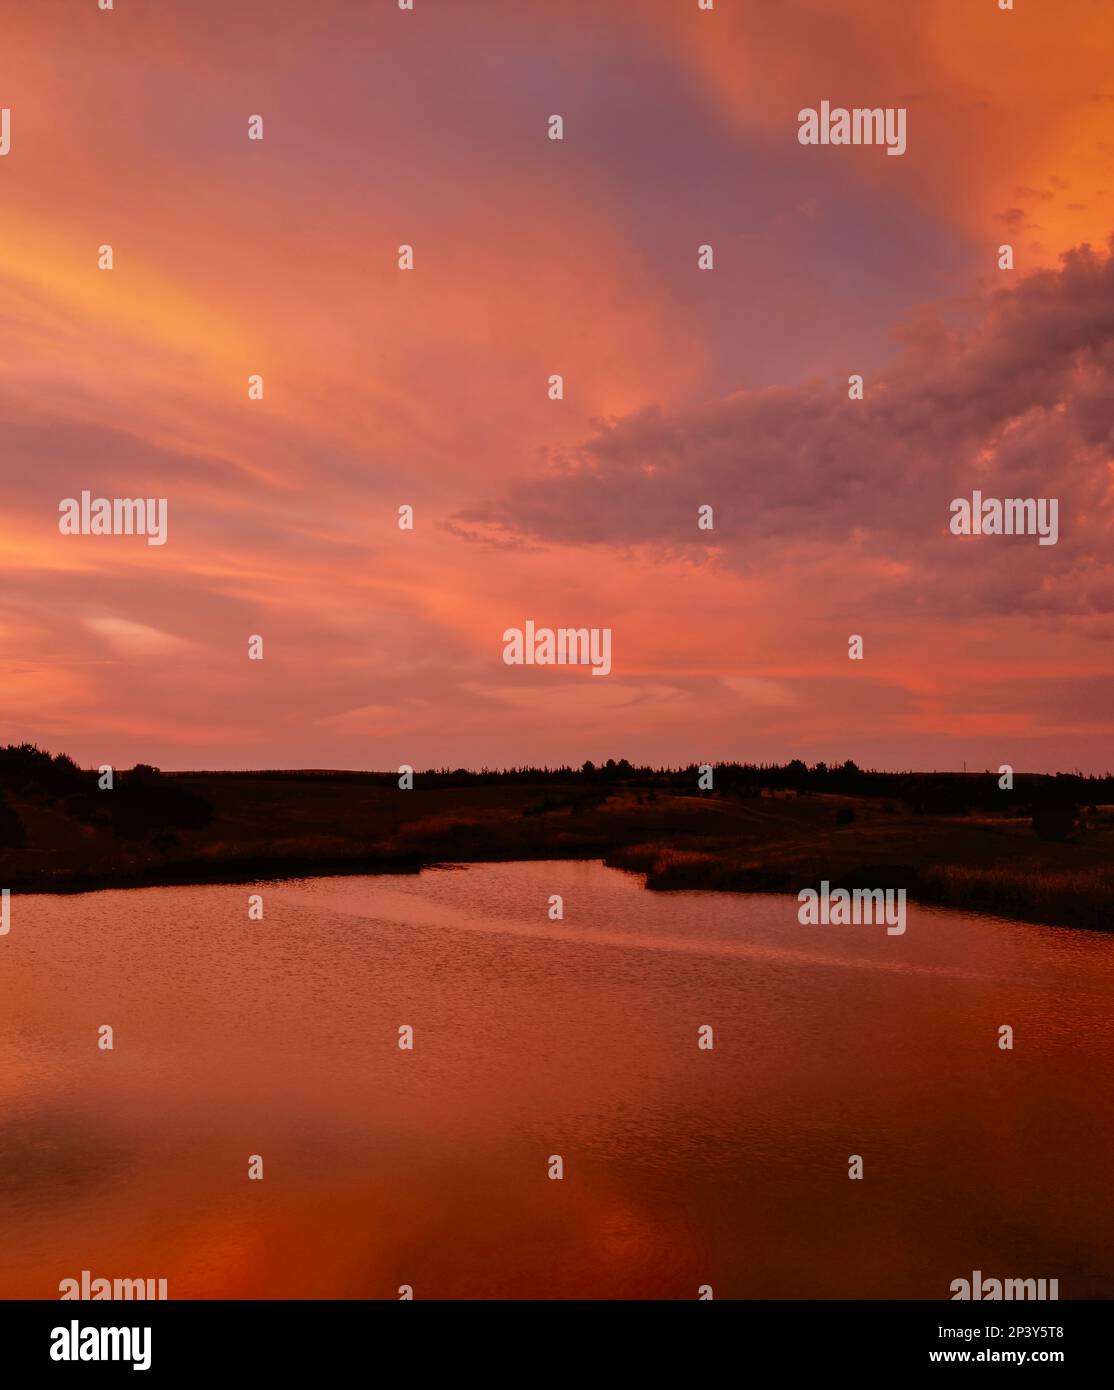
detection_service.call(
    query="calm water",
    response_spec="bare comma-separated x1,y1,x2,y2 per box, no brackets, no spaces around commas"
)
0,860,1111,1300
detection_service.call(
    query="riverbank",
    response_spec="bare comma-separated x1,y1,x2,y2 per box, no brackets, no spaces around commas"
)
1,772,1111,930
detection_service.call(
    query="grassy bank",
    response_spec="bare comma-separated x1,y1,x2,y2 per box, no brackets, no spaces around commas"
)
0,758,1111,930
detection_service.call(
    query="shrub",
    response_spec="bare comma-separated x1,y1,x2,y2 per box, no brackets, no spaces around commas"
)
1032,806,1078,842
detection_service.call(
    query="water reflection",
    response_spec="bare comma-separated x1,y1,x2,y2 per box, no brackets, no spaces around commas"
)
0,860,1110,1298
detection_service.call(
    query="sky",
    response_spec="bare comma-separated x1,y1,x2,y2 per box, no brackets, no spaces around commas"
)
1,0,1112,773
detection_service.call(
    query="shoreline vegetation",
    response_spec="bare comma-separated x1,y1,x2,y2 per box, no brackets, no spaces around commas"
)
1,746,1112,931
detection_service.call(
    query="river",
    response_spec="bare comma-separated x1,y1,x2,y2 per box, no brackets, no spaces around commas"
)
0,859,1110,1298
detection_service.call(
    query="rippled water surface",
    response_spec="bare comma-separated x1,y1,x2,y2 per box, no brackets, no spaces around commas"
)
1,860,1112,1298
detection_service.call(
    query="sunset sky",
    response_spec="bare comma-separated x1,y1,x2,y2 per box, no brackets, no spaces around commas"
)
1,0,1112,772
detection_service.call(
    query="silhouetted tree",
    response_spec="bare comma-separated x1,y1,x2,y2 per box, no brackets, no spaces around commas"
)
0,790,28,849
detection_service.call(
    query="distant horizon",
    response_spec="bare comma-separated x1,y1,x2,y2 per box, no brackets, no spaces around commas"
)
21,748,1110,782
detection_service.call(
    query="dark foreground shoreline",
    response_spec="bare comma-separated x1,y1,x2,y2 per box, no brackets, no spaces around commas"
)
2,766,1112,931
